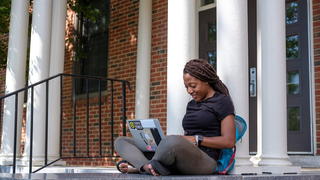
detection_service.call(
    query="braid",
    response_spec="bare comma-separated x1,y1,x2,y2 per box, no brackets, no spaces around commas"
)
183,59,230,96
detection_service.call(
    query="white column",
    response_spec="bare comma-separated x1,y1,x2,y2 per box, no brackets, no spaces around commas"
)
48,0,67,160
0,0,29,163
24,0,52,164
167,0,197,134
216,0,251,167
254,0,299,173
135,0,152,119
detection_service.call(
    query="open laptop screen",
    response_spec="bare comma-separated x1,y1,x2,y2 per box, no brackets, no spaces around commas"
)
127,119,165,152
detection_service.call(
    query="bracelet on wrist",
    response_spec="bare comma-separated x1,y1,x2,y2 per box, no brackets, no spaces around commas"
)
194,135,199,146
194,135,204,147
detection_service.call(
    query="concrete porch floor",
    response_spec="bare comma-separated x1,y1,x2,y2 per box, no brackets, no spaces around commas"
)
0,167,319,180
0,173,320,180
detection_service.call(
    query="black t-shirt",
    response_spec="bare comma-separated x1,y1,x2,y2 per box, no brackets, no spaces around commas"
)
182,92,235,160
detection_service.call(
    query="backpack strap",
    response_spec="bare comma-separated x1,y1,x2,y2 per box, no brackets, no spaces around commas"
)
217,146,236,175
215,115,247,175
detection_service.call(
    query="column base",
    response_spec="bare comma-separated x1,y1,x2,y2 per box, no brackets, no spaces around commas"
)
230,165,261,175
253,155,293,166
0,154,22,165
235,155,253,166
231,155,301,175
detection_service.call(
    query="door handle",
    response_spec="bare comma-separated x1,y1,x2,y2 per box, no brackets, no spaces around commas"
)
249,67,256,97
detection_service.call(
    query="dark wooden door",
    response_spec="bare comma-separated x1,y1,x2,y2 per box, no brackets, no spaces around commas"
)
285,0,311,153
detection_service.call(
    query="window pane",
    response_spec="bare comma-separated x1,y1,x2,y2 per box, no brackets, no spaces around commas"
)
208,51,216,70
208,23,216,41
287,71,300,95
74,0,109,94
286,1,298,24
287,107,300,131
201,0,214,6
286,35,299,59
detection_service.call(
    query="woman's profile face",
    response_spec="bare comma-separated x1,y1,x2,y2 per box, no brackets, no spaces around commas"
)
183,73,214,102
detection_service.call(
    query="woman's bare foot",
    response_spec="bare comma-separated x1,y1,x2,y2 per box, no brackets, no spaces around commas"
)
118,162,139,174
143,164,160,176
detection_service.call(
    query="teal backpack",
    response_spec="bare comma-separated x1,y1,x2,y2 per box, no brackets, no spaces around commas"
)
215,115,247,175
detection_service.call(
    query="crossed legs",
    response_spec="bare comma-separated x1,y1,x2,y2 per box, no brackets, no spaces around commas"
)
114,135,217,175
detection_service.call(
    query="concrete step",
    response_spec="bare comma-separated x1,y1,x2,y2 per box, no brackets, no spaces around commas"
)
1,173,320,180
0,165,119,173
37,166,119,173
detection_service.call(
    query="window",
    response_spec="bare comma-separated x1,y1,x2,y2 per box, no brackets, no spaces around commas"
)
287,71,300,95
286,34,299,59
201,0,214,6
286,1,299,25
73,0,109,94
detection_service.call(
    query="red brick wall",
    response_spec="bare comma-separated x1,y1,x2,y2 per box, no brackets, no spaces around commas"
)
0,68,5,96
0,68,5,144
61,6,79,164
313,0,320,155
107,0,138,136
61,0,169,166
61,0,139,166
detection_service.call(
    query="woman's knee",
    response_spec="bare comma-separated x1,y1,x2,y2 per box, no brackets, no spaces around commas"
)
114,136,131,151
159,135,189,150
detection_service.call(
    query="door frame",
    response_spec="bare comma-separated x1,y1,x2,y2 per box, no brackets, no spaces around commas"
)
307,0,316,155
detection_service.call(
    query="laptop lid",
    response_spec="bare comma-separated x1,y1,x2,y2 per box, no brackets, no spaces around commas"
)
127,119,165,152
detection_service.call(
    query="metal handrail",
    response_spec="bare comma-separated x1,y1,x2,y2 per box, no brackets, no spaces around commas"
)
0,73,130,173
0,73,131,101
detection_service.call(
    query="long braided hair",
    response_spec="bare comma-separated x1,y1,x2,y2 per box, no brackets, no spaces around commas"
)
183,59,230,96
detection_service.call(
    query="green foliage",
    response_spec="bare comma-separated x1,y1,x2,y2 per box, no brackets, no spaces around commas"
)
68,0,101,23
67,0,102,61
0,0,10,68
0,0,10,33
0,0,102,67
0,37,8,68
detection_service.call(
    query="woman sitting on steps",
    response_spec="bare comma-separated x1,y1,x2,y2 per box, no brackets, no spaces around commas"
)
114,59,236,176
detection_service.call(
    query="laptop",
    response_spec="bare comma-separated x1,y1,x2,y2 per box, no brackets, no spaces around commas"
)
127,119,165,152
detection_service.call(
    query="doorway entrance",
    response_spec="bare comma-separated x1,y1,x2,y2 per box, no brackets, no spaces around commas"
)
199,0,313,153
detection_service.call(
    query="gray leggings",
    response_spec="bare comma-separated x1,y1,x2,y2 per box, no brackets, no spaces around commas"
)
114,135,217,175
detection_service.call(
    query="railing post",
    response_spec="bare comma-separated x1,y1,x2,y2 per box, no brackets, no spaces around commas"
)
72,78,77,157
60,75,63,157
121,81,127,136
29,87,34,174
98,80,102,157
13,94,18,174
110,81,114,155
86,79,89,156
45,81,49,165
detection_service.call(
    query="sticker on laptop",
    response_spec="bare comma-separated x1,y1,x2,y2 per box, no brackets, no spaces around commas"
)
129,121,143,130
